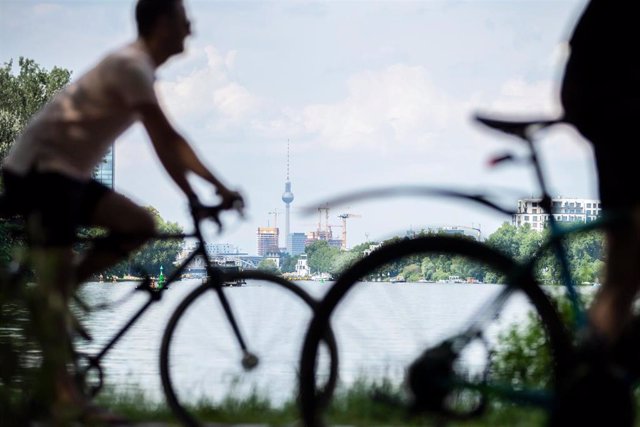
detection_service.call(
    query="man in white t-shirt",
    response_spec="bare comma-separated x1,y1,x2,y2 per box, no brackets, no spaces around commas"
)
1,0,242,420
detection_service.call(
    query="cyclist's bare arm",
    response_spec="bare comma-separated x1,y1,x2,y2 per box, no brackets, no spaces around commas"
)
139,103,242,207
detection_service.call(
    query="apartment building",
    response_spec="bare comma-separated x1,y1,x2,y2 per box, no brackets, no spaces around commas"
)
513,197,602,231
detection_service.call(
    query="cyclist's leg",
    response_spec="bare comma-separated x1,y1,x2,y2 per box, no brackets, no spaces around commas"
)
23,172,92,417
590,224,640,342
74,189,156,285
583,130,640,343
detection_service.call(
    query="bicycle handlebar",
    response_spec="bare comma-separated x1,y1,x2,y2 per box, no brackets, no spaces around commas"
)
189,196,245,232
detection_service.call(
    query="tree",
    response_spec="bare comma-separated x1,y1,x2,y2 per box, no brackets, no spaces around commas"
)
331,251,359,276
0,58,71,162
401,263,422,281
128,207,183,277
257,259,280,274
85,207,183,279
305,240,341,274
0,58,71,258
279,254,299,273
486,222,520,259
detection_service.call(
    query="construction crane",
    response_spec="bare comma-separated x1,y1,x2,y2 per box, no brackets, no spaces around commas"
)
268,209,281,229
338,213,362,250
317,205,330,240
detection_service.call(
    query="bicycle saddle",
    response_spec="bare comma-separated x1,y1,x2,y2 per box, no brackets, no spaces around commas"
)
474,114,563,140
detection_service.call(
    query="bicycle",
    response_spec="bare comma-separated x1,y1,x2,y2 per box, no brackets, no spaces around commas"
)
298,114,636,426
0,198,338,426
159,200,338,427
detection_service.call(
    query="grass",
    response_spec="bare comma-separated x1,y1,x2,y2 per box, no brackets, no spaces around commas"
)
94,380,547,426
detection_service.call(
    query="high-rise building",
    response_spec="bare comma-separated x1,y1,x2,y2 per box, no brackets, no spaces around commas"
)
93,145,114,189
257,227,279,256
282,140,294,253
513,197,602,231
287,232,306,256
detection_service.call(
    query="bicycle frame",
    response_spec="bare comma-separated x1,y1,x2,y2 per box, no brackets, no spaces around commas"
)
78,209,253,396
300,116,620,411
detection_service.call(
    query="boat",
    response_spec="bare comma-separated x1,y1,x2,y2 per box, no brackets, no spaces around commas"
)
311,272,332,282
390,276,406,283
206,260,246,286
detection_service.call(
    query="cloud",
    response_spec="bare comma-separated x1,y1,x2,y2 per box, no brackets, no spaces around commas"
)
32,3,64,15
157,45,261,127
481,77,562,117
266,64,457,150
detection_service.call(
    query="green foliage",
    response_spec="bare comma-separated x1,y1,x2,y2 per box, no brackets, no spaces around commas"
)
281,223,605,285
487,222,604,286
486,223,544,263
0,58,71,258
94,380,548,426
279,254,299,273
491,293,574,390
331,250,360,275
401,263,421,282
83,207,183,279
0,58,71,162
0,221,24,265
257,259,279,274
305,240,341,274
129,207,182,277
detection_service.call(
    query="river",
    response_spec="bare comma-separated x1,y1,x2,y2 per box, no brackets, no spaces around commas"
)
76,279,539,406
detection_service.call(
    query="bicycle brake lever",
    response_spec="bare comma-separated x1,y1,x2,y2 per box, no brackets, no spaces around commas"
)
487,153,514,167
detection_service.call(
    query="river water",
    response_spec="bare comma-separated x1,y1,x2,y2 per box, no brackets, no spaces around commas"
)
76,279,538,406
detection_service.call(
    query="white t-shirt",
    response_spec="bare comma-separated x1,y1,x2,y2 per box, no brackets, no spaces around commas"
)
3,40,158,180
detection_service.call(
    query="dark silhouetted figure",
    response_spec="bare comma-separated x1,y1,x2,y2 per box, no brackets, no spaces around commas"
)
562,0,640,345
1,0,242,423
553,1,640,425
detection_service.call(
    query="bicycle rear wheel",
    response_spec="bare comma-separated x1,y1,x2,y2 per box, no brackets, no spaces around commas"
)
299,236,571,426
160,270,337,427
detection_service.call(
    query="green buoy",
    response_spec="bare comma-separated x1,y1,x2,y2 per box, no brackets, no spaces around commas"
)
158,265,166,288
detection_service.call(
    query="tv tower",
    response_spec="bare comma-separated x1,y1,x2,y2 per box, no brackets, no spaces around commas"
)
281,140,294,253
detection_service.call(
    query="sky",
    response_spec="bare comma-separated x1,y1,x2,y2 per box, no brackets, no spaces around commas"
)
0,0,596,254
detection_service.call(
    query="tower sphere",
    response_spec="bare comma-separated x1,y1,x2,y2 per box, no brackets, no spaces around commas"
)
282,181,294,203
282,190,294,204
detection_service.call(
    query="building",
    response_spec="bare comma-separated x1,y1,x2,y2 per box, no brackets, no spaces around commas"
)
305,231,342,249
93,145,114,189
513,197,602,231
287,232,306,256
265,252,281,269
257,227,279,256
295,254,311,277
363,243,382,256
180,241,240,257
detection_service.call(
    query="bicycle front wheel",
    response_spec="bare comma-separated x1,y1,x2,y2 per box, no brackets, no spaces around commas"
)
300,236,571,427
160,270,337,427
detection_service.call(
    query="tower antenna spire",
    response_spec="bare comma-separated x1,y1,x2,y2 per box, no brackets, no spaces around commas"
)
282,139,295,253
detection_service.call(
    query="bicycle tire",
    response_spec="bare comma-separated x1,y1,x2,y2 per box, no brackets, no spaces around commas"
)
160,270,338,427
299,235,571,427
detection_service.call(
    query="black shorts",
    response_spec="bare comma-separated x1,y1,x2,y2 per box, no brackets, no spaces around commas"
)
1,169,112,246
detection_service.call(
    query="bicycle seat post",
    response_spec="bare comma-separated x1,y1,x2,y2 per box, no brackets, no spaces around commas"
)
528,143,553,213
526,129,588,330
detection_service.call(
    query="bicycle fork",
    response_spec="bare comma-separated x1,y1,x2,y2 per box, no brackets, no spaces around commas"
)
205,263,259,371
